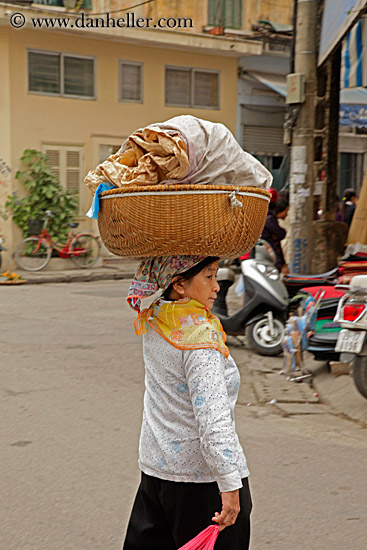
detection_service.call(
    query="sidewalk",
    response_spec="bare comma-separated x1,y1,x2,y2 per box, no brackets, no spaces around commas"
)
306,357,367,426
10,258,139,285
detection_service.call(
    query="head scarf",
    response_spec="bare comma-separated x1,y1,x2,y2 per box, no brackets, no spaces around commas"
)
127,255,205,312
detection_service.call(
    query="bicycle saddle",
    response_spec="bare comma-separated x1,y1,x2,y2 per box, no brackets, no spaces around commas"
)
68,222,79,228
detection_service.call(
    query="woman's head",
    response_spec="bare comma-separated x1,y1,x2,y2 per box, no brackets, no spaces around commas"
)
163,256,220,309
343,188,357,203
274,198,289,219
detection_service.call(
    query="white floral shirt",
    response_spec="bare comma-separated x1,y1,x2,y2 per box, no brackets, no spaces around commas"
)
138,328,249,492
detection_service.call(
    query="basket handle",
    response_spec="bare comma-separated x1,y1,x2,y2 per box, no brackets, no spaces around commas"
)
229,189,243,209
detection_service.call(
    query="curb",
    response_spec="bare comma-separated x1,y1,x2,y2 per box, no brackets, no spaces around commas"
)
11,270,135,285
308,360,367,427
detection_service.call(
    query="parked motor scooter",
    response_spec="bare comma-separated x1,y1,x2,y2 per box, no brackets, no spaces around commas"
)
334,275,367,399
212,240,288,356
0,237,6,270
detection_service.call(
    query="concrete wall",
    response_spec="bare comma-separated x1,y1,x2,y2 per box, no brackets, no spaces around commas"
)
243,0,293,29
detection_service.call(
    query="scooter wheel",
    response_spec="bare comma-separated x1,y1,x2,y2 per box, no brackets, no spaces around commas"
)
245,315,285,356
352,356,367,399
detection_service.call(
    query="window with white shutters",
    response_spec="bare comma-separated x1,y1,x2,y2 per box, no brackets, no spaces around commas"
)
43,145,84,212
28,49,96,99
165,66,219,109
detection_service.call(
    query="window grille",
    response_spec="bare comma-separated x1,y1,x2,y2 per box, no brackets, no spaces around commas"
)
165,67,219,109
28,50,95,99
64,56,94,97
119,62,143,102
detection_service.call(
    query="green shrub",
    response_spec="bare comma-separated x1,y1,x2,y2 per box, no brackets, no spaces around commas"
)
4,149,78,239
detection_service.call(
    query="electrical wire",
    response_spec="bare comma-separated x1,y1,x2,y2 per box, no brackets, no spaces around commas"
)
0,0,156,18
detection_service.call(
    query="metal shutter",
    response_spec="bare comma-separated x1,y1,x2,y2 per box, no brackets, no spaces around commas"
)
242,125,286,156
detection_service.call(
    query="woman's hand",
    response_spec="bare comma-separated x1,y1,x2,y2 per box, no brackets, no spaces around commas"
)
212,489,240,532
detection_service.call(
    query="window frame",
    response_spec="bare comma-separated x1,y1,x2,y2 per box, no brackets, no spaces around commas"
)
27,48,97,100
118,60,144,104
165,65,220,110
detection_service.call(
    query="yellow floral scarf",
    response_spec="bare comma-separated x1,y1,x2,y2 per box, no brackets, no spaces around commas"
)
135,297,229,357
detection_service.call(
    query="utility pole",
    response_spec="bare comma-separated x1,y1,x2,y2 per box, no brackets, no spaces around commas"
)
288,0,319,274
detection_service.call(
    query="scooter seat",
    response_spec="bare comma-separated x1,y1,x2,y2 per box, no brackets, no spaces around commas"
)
308,332,339,345
285,267,338,280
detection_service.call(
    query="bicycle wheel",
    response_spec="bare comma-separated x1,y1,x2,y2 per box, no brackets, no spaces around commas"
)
15,237,51,271
71,233,100,268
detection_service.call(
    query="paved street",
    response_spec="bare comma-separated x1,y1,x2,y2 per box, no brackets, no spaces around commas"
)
2,280,367,550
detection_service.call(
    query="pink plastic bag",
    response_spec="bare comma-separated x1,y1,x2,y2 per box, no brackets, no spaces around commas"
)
177,525,219,550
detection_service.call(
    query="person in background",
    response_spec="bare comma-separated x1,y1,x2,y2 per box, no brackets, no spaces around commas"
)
341,188,358,226
261,198,289,275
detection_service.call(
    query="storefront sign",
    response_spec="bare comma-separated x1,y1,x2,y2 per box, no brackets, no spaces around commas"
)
339,104,367,126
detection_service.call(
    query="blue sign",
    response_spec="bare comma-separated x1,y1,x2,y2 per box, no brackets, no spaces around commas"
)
339,104,367,126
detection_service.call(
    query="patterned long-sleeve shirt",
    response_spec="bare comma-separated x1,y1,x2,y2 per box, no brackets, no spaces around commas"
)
138,329,249,492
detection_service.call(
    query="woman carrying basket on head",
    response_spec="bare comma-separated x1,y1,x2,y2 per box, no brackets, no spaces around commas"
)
123,255,252,550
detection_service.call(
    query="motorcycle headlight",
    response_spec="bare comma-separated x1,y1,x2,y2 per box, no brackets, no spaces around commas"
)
257,263,280,280
268,269,280,280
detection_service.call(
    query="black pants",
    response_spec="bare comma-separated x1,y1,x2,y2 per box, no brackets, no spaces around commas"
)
123,473,252,550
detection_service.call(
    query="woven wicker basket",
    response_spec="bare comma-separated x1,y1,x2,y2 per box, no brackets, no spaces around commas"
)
98,184,270,258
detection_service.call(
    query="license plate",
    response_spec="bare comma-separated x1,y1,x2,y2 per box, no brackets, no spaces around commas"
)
335,329,366,353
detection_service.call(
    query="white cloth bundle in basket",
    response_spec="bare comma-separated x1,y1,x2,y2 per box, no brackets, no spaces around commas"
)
85,115,272,193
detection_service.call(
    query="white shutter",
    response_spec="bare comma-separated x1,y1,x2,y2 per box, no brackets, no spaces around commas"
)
66,150,81,194
43,144,84,213
44,147,61,181
242,125,286,156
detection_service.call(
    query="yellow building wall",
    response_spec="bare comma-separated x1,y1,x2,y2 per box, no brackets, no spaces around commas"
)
2,27,238,263
94,0,207,33
0,32,13,266
243,0,293,29
94,0,293,33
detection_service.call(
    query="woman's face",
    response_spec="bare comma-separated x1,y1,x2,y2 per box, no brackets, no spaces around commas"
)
178,261,220,310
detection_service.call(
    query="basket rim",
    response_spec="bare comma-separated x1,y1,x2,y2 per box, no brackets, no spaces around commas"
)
100,184,271,201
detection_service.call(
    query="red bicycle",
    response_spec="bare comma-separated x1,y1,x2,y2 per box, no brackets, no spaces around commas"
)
15,210,100,271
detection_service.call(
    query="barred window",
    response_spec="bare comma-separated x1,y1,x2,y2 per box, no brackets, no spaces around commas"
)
28,49,96,99
165,66,219,109
119,61,143,102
